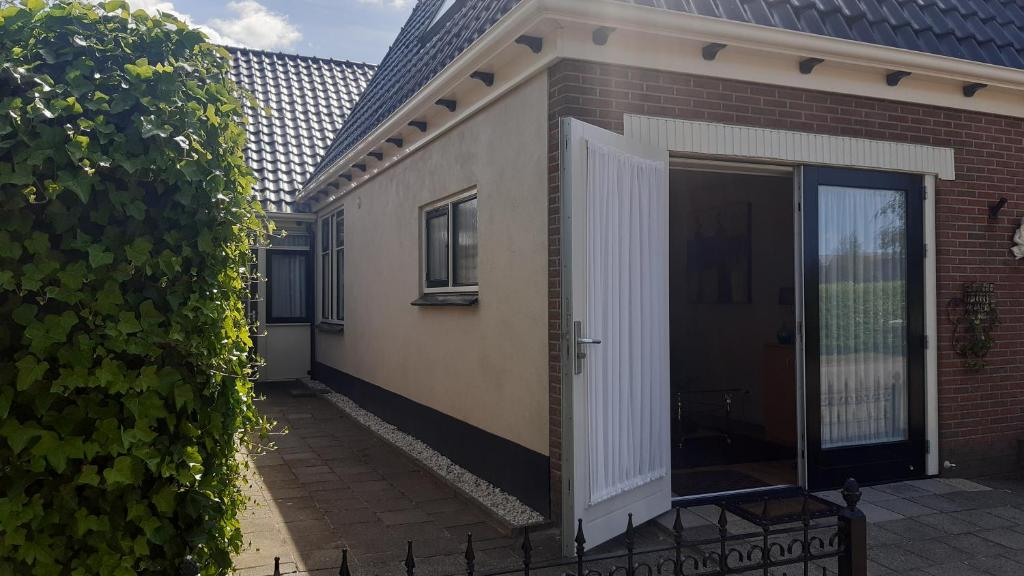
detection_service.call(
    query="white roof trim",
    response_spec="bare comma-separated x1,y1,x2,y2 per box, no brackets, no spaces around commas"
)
624,115,956,180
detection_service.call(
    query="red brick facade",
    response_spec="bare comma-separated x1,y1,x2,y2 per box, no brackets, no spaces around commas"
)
547,59,1024,516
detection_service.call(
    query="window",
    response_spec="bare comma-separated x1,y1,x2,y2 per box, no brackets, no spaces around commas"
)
423,190,477,292
266,232,311,324
319,209,345,323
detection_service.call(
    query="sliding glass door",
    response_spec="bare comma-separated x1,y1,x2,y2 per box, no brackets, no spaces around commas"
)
802,167,926,488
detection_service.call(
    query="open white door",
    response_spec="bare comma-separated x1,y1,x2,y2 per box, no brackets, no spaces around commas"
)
561,118,671,554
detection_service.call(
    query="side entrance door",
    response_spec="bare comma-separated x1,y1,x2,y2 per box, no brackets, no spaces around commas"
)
561,118,671,554
801,166,927,488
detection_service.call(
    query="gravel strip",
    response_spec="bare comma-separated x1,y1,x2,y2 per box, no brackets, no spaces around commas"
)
304,379,545,527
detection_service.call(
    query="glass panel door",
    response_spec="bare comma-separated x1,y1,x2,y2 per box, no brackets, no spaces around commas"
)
802,167,926,489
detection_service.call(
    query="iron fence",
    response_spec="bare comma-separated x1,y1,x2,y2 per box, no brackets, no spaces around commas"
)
180,479,867,576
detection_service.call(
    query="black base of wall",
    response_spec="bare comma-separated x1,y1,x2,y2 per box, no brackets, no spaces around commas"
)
312,362,551,515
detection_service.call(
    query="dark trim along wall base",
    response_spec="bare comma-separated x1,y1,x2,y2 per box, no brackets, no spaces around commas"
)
311,361,551,515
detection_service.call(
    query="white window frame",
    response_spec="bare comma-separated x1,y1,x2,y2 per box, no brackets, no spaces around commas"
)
317,208,344,324
421,187,478,294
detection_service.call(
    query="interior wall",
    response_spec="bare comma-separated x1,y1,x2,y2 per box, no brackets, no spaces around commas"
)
670,171,794,428
314,73,550,456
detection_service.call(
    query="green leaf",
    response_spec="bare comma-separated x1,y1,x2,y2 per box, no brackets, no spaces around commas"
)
15,355,49,391
124,58,153,79
139,116,170,138
103,456,137,487
173,381,193,410
1,419,41,455
117,311,141,334
87,245,113,267
77,465,101,486
13,303,37,326
125,237,152,266
152,485,176,515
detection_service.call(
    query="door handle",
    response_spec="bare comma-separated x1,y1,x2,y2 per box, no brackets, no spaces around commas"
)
574,321,601,374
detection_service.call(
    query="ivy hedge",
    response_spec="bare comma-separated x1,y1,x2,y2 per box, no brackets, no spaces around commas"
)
0,1,269,574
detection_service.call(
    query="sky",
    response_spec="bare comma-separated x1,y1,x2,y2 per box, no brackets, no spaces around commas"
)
119,0,415,63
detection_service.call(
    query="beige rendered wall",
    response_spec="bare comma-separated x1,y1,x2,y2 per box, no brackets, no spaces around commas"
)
315,73,550,456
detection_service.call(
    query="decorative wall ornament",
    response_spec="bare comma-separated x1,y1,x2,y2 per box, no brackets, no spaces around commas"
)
950,282,999,371
1012,217,1024,260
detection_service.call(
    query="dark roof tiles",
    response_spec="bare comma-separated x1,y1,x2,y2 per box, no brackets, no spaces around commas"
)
311,0,1024,184
229,47,374,213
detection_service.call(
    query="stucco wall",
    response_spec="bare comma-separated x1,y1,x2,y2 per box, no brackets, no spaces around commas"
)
315,73,550,456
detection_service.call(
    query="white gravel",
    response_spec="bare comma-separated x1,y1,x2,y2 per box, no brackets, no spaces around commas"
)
304,379,545,528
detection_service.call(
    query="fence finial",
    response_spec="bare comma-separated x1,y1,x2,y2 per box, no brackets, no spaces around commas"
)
405,541,416,576
575,518,586,576
574,519,586,556
273,556,281,576
339,549,351,576
465,533,475,576
841,478,862,511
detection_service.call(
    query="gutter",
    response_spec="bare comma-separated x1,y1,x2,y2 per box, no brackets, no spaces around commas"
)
298,0,1024,202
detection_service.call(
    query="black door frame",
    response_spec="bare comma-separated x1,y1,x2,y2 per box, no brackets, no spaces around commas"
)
802,166,927,489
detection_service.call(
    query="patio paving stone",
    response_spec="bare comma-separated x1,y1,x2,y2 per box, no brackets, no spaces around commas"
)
238,382,1024,575
870,497,938,517
913,511,982,535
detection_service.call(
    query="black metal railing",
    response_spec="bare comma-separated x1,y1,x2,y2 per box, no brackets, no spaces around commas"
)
180,479,867,576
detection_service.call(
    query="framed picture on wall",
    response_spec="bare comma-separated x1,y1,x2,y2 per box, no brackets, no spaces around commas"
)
685,201,752,304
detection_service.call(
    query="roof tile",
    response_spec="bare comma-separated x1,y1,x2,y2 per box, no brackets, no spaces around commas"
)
229,47,374,213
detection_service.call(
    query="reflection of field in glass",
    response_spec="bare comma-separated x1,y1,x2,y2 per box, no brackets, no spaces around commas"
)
819,280,908,448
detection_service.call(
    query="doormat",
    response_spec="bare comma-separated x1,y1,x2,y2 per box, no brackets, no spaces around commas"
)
672,469,770,497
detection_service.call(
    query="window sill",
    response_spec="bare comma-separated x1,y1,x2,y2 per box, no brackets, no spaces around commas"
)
411,293,479,307
316,322,345,334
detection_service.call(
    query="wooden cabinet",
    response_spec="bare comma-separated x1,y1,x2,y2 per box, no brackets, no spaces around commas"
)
762,344,797,448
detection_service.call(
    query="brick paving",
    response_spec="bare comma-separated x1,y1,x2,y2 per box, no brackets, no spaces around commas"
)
238,383,1024,576
236,384,530,576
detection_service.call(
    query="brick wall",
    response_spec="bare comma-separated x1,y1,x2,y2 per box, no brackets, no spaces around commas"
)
547,59,1024,509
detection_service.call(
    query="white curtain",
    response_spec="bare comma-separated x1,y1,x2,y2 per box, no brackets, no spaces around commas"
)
585,141,669,505
818,185,908,448
270,252,307,320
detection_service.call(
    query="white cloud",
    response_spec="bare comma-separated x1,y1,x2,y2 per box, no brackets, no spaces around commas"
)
355,0,411,8
208,1,302,50
86,0,301,50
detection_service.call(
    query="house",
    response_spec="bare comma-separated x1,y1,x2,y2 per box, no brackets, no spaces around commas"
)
227,47,374,382
292,0,1023,553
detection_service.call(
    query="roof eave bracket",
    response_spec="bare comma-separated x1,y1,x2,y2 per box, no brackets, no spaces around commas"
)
515,35,543,54
799,57,824,74
593,26,615,46
470,71,495,87
963,82,987,97
886,70,912,86
702,43,727,61
436,98,458,112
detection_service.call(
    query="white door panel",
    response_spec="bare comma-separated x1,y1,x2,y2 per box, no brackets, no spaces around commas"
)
562,118,671,553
